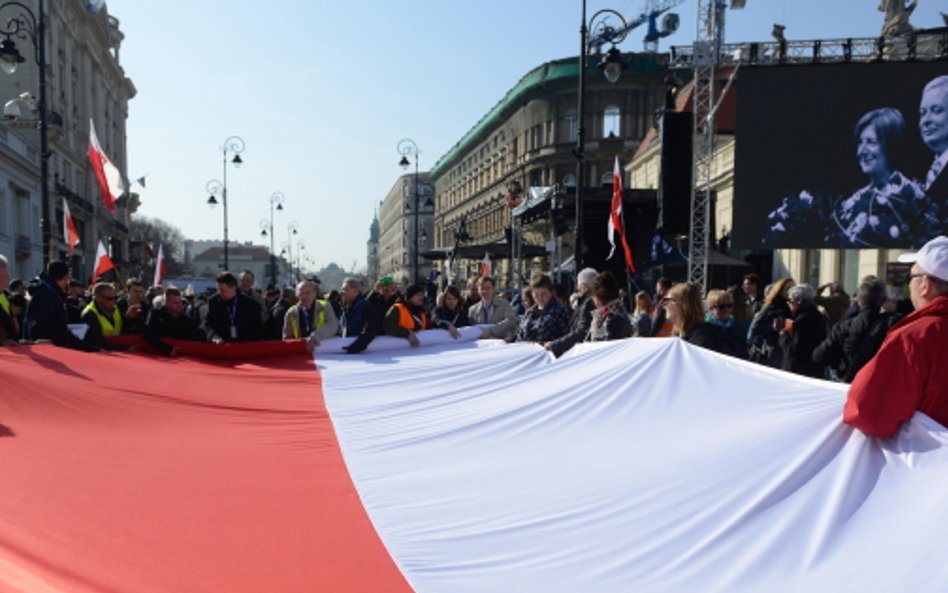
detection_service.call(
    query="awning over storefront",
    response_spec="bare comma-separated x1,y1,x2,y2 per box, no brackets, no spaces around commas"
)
511,186,555,219
421,242,547,261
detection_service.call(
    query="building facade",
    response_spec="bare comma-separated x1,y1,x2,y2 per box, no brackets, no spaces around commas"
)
366,211,379,283
429,53,668,287
0,0,135,283
191,243,272,289
0,125,41,281
377,172,434,286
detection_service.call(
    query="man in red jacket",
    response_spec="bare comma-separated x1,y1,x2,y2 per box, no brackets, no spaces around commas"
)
844,236,948,437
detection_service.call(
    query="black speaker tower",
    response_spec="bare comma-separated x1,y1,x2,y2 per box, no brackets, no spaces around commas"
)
659,111,693,236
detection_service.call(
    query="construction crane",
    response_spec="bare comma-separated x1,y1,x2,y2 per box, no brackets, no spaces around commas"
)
588,0,685,54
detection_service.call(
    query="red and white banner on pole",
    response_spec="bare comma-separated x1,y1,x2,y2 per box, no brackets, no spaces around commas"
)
479,252,491,277
607,156,636,272
62,198,80,256
88,119,125,214
153,244,167,288
93,239,115,280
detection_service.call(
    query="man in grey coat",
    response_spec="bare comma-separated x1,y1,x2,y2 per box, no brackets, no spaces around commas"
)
469,276,519,340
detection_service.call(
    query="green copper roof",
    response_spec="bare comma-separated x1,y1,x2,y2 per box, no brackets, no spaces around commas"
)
429,53,665,178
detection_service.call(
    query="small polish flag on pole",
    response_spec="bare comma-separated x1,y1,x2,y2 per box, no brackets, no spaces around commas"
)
479,252,491,277
153,244,167,288
62,198,80,256
93,240,116,280
88,119,125,214
607,156,636,272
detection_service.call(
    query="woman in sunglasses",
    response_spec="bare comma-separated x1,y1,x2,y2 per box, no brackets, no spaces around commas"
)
705,289,748,359
662,282,740,357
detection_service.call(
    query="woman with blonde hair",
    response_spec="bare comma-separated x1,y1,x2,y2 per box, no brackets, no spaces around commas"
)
630,290,653,337
662,282,735,355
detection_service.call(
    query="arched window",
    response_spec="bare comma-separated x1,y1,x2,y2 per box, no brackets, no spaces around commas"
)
600,172,613,187
603,105,621,138
562,173,577,188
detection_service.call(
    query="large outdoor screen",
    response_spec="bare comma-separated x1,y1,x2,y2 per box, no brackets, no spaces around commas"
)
732,61,947,249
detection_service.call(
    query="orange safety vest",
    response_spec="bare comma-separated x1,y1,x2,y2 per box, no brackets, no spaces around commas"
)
394,302,427,332
655,320,674,338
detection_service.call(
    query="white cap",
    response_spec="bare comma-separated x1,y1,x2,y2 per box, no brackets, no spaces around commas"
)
898,236,948,282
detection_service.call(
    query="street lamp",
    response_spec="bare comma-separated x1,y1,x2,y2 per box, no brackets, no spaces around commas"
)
574,2,628,273
0,0,49,264
285,221,298,285
295,239,305,284
259,191,284,286
397,138,420,284
205,135,244,271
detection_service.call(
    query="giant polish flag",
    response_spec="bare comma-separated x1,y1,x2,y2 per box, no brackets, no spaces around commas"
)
88,119,125,214
2,334,948,592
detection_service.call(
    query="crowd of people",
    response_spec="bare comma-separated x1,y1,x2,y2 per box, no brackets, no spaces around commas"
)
2,234,946,439
0,254,922,375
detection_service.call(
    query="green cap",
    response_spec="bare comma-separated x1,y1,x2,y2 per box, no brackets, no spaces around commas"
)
380,275,395,285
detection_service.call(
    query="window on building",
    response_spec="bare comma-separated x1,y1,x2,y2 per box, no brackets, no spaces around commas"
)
564,109,578,143
603,105,621,138
600,172,613,187
563,173,577,188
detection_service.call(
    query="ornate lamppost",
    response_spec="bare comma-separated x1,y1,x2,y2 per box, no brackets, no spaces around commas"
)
0,0,49,264
259,191,284,286
397,138,420,284
205,135,244,271
574,3,628,272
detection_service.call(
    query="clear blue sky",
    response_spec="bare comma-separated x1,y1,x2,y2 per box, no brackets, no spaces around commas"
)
108,0,945,273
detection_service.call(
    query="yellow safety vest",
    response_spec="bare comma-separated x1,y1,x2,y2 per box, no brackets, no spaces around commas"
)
82,302,123,337
287,300,328,339
0,293,9,316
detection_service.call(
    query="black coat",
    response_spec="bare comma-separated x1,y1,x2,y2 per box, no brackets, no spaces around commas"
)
24,275,96,351
684,322,739,357
342,295,383,354
812,307,896,382
144,306,205,356
203,292,264,342
748,301,790,367
430,306,470,330
779,302,828,378
0,291,17,342
266,299,293,340
548,297,595,357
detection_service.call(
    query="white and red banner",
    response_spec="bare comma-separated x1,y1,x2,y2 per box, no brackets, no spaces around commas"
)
153,244,167,287
607,156,635,272
88,119,125,214
62,197,80,256
2,336,948,592
93,239,115,280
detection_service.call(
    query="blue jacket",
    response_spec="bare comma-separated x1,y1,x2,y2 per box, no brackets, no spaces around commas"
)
24,274,96,351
